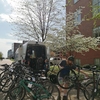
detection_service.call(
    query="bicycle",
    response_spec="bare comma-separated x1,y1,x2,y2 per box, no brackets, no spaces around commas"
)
85,69,100,100
5,73,60,100
0,62,25,93
57,67,90,100
0,62,61,100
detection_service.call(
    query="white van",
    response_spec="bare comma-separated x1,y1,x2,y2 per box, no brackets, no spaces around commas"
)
15,41,48,70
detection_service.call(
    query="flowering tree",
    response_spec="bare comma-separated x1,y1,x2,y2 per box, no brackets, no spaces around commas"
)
45,10,100,55
3,0,64,42
0,52,3,59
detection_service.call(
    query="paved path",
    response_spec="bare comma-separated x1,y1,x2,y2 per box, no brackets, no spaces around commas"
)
0,59,13,70
0,59,13,65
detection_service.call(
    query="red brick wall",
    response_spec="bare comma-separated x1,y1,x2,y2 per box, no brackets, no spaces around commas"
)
75,50,100,65
66,0,100,65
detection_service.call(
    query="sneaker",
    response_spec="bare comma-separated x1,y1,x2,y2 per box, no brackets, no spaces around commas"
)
63,96,67,100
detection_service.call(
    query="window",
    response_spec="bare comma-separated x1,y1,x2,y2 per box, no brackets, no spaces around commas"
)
92,0,100,16
75,59,81,65
94,58,100,66
93,26,100,37
74,0,79,4
74,9,81,25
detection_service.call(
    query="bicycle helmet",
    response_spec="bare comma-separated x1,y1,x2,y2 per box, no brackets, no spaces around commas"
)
68,56,75,62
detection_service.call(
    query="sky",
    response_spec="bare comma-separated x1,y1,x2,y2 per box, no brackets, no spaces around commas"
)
0,0,21,57
0,0,65,57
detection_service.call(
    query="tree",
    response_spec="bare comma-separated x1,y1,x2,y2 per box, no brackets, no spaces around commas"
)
0,52,3,59
82,1,100,27
7,0,65,42
45,10,100,56
44,29,66,51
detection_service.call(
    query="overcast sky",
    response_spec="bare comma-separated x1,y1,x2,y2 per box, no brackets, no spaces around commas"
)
0,0,23,57
0,0,65,57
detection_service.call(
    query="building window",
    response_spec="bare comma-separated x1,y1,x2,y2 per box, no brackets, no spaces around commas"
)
93,26,100,37
94,58,100,66
92,0,100,16
74,0,79,4
74,9,81,25
75,59,81,65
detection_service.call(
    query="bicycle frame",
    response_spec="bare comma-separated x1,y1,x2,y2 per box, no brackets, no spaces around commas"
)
91,71,100,99
18,79,52,99
67,68,90,100
71,71,87,99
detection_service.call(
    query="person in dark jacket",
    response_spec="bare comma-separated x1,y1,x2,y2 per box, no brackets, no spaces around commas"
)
44,59,49,77
59,55,88,100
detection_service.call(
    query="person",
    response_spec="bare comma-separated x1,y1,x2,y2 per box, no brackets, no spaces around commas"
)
59,55,68,100
59,55,89,100
44,59,49,77
25,49,32,65
26,49,37,70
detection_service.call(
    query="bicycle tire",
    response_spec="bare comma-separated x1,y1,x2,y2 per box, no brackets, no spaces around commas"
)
0,70,14,93
57,68,76,89
0,70,9,79
9,86,26,100
4,82,17,100
47,83,61,100
24,80,61,100
0,77,13,93
85,81,100,100
67,86,90,100
41,79,61,100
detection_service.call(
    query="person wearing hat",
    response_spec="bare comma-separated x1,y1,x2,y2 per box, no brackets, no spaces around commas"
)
59,55,88,100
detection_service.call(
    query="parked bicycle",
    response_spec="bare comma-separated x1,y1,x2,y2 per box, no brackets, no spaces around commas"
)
57,66,90,100
85,68,100,100
0,62,61,100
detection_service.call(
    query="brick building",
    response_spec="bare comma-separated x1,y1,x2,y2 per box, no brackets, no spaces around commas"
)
66,0,100,66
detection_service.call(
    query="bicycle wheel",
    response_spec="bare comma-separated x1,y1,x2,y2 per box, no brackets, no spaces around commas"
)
57,69,76,89
46,84,61,100
0,76,13,93
0,70,10,77
2,93,11,100
35,78,61,100
0,92,10,100
42,79,61,100
92,90,100,100
25,81,61,100
67,87,89,100
4,83,17,100
9,86,26,100
85,81,100,100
